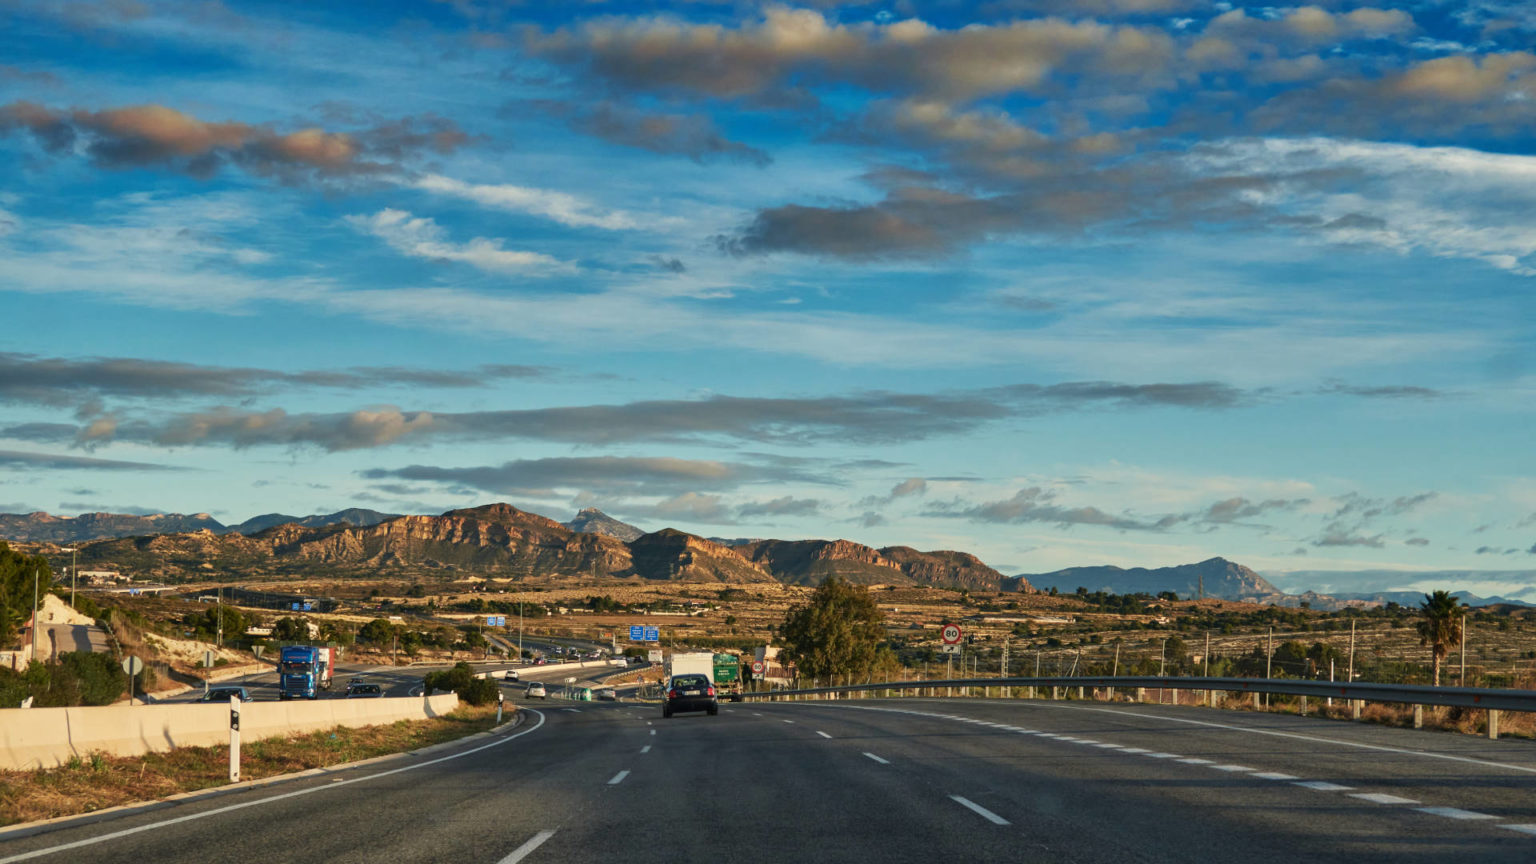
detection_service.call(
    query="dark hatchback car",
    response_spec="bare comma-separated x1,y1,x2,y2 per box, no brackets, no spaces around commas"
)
199,686,250,703
663,674,718,718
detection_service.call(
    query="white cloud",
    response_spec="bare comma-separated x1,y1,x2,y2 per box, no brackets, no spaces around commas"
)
1188,137,1536,276
347,209,572,275
411,173,638,230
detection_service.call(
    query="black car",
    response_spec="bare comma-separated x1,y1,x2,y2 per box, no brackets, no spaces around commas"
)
199,686,250,703
663,674,718,718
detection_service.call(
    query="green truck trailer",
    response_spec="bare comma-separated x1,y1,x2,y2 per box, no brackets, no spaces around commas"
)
713,652,743,702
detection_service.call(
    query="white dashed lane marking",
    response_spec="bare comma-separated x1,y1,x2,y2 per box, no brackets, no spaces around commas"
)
1349,793,1420,805
950,795,1010,826
1417,807,1497,821
864,752,890,765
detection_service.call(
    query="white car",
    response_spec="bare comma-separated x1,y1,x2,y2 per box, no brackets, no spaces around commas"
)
525,682,547,699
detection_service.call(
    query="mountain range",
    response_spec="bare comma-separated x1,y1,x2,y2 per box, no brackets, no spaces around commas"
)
20,503,1015,590
1019,558,1284,603
0,508,399,542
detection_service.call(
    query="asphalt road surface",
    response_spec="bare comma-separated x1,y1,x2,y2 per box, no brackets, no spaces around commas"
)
3,697,1534,863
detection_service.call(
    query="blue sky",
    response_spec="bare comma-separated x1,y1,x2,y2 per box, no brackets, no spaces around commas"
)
1,0,1533,584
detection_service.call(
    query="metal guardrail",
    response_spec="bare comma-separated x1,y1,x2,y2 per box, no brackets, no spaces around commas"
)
743,675,1536,713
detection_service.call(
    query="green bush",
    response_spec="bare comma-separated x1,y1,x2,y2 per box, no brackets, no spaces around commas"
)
422,661,500,706
0,653,127,707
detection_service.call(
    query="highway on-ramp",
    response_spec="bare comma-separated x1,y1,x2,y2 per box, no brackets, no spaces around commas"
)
3,697,1534,862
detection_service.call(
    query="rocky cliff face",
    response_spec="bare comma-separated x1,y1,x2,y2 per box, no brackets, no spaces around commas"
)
627,529,776,583
877,546,1018,592
737,539,904,585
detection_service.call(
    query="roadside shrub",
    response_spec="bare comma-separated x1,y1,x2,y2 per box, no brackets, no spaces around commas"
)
56,651,127,705
422,661,499,706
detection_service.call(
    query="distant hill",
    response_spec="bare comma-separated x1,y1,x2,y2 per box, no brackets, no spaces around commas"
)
231,508,400,535
564,508,645,542
737,539,1024,591
0,508,403,543
0,511,226,543
1017,557,1282,602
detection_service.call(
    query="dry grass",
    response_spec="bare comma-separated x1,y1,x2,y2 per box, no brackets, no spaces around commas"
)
0,704,504,827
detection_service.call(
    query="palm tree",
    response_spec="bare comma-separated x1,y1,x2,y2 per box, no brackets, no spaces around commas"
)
1417,591,1465,686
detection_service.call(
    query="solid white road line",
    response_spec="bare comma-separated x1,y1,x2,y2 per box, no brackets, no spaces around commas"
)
1416,807,1497,821
498,829,557,864
640,745,652,754
863,752,890,765
1026,701,1536,777
0,710,551,864
1295,781,1353,792
950,795,1010,826
816,731,833,739
608,771,630,785
1498,824,1536,836
1349,793,1419,805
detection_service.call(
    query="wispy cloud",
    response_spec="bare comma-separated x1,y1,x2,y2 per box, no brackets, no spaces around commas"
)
410,173,638,230
347,209,573,275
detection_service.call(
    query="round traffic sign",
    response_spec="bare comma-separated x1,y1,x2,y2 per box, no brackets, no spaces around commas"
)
122,656,144,676
941,624,962,645
751,661,765,674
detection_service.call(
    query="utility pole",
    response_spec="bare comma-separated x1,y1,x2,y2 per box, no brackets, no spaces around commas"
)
61,547,77,609
1348,619,1355,682
216,585,223,649
1204,632,1211,678
1264,626,1274,708
30,567,39,663
1460,613,1467,686
1160,638,1167,677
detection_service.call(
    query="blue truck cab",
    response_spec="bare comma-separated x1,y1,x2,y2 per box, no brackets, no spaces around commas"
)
278,645,334,700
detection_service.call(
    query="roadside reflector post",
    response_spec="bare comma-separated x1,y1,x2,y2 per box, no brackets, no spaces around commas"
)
1413,704,1423,729
1252,691,1260,709
1488,710,1500,740
1352,699,1362,720
1300,695,1308,716
229,693,241,784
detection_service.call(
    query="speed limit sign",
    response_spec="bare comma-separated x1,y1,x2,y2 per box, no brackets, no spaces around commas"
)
941,624,963,645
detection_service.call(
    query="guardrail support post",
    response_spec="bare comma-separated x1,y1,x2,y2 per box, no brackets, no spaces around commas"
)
1352,699,1361,720
1488,709,1500,740
1413,704,1423,729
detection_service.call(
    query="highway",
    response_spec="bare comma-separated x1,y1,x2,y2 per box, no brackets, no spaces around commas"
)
3,697,1534,862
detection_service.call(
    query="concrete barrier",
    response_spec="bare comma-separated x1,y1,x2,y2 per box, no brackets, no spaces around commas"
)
0,694,460,770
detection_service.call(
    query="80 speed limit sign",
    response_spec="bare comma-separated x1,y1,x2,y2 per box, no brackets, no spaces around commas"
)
941,624,963,645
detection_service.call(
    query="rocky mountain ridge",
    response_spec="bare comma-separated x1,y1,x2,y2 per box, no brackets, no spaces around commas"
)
46,502,994,589
0,508,398,542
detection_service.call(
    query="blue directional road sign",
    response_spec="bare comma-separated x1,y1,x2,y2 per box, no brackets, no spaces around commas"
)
487,616,506,627
642,626,660,642
629,625,645,641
